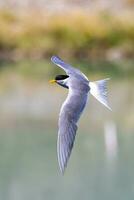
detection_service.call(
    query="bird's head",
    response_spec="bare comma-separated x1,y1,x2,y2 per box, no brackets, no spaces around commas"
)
49,75,69,89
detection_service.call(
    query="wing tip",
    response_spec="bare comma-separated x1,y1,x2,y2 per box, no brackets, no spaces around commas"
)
57,138,67,175
58,159,66,175
51,55,62,64
105,104,112,111
59,165,65,175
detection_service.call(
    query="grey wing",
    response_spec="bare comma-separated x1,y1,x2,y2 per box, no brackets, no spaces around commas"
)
57,118,77,174
51,55,87,79
57,90,88,174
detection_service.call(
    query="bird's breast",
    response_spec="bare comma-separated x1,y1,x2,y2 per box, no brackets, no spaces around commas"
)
69,79,90,93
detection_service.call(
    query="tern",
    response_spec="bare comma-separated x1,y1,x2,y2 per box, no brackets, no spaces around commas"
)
50,56,111,174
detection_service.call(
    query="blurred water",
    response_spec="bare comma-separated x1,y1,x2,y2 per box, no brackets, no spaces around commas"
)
0,78,134,200
0,121,134,200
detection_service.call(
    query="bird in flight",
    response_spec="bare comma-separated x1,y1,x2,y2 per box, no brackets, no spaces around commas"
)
50,56,111,174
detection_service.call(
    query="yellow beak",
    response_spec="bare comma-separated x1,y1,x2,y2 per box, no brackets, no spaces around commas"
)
49,79,56,83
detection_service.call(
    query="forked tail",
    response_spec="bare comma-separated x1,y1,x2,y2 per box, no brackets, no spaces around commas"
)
89,78,112,111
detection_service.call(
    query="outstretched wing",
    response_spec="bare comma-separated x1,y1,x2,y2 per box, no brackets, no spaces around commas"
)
51,55,77,75
57,118,77,174
57,90,88,174
51,56,88,81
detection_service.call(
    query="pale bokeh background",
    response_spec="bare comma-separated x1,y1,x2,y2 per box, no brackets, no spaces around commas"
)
0,1,134,200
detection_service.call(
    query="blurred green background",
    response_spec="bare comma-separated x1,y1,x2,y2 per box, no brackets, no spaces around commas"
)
0,0,134,200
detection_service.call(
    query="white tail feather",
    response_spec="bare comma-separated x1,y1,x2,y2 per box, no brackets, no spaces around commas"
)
89,78,112,111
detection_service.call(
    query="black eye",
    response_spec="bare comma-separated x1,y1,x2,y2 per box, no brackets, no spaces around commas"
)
55,75,69,80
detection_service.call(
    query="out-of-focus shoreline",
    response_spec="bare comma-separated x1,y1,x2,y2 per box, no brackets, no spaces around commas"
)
0,9,133,62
